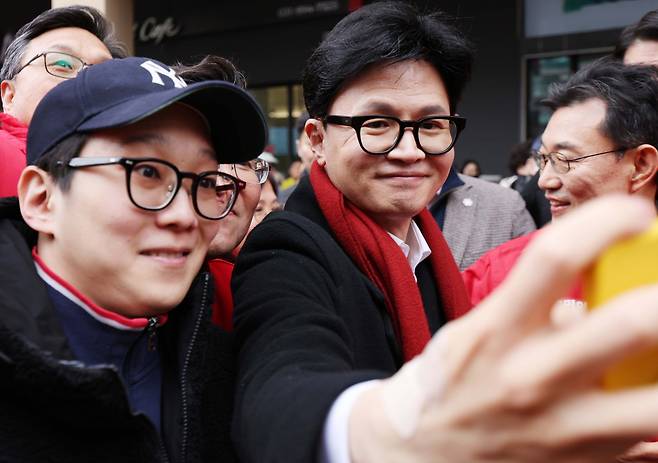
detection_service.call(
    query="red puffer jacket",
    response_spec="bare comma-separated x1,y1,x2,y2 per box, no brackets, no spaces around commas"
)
0,112,28,198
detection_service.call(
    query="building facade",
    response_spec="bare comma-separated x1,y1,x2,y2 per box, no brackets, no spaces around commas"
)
3,0,658,175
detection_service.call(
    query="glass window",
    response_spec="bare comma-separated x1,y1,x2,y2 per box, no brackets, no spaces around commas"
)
250,86,289,159
250,84,307,166
526,56,570,140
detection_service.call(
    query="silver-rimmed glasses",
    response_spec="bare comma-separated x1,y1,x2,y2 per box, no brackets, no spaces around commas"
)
14,51,89,79
532,147,630,174
219,158,270,185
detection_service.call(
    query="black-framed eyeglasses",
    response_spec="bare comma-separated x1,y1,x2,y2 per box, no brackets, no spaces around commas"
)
219,158,270,185
324,114,466,155
222,172,247,192
532,147,630,174
14,51,89,79
63,157,239,220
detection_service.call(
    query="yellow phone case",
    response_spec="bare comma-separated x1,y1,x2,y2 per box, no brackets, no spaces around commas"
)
584,218,658,390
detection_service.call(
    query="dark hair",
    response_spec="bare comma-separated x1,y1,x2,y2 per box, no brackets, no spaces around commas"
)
1,5,126,81
460,159,480,175
302,1,473,118
614,9,658,59
543,58,658,152
508,139,534,174
35,133,88,191
172,54,247,89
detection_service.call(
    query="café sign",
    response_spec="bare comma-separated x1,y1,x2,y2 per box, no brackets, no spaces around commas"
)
135,17,181,44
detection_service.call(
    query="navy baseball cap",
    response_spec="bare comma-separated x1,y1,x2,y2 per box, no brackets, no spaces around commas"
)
27,56,268,165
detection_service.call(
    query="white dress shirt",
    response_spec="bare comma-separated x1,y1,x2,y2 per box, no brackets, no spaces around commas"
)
319,220,431,463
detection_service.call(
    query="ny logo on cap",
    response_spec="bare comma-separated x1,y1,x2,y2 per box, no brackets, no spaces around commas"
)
140,61,187,88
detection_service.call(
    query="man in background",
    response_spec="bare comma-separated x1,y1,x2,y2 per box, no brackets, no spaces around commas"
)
615,9,658,65
0,5,126,197
464,60,658,308
172,54,270,332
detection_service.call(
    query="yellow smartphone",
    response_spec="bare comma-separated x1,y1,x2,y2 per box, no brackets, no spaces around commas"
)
584,218,658,390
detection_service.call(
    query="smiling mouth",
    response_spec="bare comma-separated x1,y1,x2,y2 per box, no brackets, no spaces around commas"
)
141,250,191,259
547,197,571,214
379,171,428,178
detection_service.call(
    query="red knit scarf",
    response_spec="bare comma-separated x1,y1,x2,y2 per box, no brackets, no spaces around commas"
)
310,162,471,361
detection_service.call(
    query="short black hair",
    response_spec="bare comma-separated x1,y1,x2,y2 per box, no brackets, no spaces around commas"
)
1,5,126,81
172,54,247,89
614,9,658,59
302,1,474,118
543,58,658,152
35,133,88,192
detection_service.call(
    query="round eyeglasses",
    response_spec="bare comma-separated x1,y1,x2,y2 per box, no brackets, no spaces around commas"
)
324,114,466,156
63,157,239,220
532,147,630,174
218,159,270,185
14,51,89,79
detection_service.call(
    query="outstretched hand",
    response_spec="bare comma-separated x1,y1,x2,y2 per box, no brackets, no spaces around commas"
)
349,195,658,463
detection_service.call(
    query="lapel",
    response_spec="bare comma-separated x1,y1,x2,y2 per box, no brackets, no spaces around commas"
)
442,176,476,267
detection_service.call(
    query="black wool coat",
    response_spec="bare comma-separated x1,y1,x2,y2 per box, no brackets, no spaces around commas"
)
231,177,448,463
0,198,236,463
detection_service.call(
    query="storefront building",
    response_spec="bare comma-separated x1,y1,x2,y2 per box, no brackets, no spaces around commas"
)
3,0,658,175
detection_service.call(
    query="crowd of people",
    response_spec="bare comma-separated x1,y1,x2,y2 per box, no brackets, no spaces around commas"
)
1,3,658,463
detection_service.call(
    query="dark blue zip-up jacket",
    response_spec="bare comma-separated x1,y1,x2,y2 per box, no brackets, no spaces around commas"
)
0,197,236,463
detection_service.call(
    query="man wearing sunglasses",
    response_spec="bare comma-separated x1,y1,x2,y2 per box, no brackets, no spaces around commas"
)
0,5,126,198
0,56,267,462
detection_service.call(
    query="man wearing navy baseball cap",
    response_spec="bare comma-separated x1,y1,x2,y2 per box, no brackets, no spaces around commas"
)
0,56,266,462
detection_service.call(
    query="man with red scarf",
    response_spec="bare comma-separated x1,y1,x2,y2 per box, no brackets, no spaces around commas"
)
231,3,658,462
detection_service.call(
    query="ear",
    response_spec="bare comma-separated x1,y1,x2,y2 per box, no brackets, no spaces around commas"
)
628,144,658,195
1,80,16,114
305,118,327,167
17,166,58,235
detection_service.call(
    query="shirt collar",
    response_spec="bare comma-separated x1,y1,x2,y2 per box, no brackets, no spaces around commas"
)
32,248,167,330
388,220,432,280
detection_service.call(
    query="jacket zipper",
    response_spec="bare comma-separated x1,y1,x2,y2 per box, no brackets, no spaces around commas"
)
144,317,170,462
159,437,171,463
179,273,209,463
147,316,159,352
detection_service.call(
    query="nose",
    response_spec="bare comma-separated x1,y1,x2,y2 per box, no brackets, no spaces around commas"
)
537,163,562,193
155,182,199,230
385,128,425,163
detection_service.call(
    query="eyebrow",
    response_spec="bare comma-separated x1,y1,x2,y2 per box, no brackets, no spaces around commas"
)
542,141,581,153
357,101,450,117
119,133,216,160
39,44,78,55
120,133,167,146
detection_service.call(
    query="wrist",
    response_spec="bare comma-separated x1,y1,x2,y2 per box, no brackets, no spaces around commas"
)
348,383,403,463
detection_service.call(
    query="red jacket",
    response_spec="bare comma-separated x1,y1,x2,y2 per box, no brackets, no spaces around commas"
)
463,230,582,305
208,258,234,331
0,113,27,198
